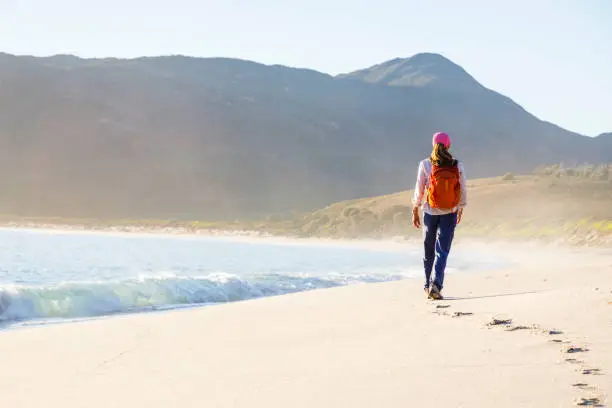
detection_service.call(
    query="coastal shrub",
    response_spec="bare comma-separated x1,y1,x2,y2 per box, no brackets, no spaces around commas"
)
316,214,331,226
392,212,411,227
379,205,413,226
342,207,360,218
534,163,612,181
590,165,610,181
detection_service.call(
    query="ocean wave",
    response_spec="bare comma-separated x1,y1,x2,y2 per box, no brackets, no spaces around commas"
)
0,271,408,324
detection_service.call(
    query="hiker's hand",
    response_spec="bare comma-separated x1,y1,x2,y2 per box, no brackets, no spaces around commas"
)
457,208,463,225
412,207,421,229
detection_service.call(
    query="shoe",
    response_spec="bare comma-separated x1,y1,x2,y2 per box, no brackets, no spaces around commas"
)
429,284,444,300
425,286,432,299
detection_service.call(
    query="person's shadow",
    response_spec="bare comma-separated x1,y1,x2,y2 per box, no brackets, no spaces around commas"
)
443,290,542,301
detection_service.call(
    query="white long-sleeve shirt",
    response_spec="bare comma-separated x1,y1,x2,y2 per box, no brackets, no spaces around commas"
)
412,158,467,215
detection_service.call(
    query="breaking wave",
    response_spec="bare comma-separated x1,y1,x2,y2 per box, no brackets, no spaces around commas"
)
0,271,409,325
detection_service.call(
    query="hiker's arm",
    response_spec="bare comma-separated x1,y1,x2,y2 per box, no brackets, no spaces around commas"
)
458,162,467,209
411,162,426,228
412,161,426,209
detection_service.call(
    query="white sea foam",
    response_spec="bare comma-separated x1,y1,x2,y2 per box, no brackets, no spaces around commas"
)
0,271,411,324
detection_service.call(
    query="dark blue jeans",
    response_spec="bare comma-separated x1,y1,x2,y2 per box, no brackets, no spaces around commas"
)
423,212,458,291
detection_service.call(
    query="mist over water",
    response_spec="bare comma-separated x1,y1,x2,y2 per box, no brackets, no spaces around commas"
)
0,228,507,327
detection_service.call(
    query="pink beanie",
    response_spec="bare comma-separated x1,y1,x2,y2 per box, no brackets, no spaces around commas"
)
432,132,451,149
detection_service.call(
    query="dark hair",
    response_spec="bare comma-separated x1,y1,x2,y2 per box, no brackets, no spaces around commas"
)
430,143,455,166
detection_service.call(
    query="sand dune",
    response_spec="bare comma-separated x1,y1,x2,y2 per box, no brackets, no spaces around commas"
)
0,242,609,407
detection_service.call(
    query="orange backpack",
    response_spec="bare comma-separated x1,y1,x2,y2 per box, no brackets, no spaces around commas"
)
427,160,461,210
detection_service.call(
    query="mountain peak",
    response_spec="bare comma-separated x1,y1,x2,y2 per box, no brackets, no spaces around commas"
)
337,52,483,91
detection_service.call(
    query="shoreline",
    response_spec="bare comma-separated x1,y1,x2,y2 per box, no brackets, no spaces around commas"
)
2,218,610,251
0,222,417,254
0,230,548,334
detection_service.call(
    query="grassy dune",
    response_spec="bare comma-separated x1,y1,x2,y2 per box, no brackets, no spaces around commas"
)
257,164,612,246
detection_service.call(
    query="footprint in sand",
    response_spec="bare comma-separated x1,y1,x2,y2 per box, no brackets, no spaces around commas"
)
543,328,573,347
581,368,603,376
452,311,473,318
505,324,539,332
432,310,449,316
486,318,513,327
566,346,590,354
565,358,584,365
575,396,604,406
431,305,474,318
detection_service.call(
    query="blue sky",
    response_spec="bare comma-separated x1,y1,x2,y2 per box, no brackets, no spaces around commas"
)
1,0,610,136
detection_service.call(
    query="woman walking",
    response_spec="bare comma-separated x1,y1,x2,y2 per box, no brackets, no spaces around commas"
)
412,132,467,300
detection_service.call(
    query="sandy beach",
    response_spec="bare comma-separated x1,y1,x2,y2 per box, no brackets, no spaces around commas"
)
0,241,609,408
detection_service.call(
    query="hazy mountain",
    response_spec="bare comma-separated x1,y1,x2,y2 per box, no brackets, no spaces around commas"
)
0,52,608,220
337,52,483,92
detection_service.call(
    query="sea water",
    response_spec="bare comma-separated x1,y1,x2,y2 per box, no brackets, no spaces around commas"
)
0,228,506,327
